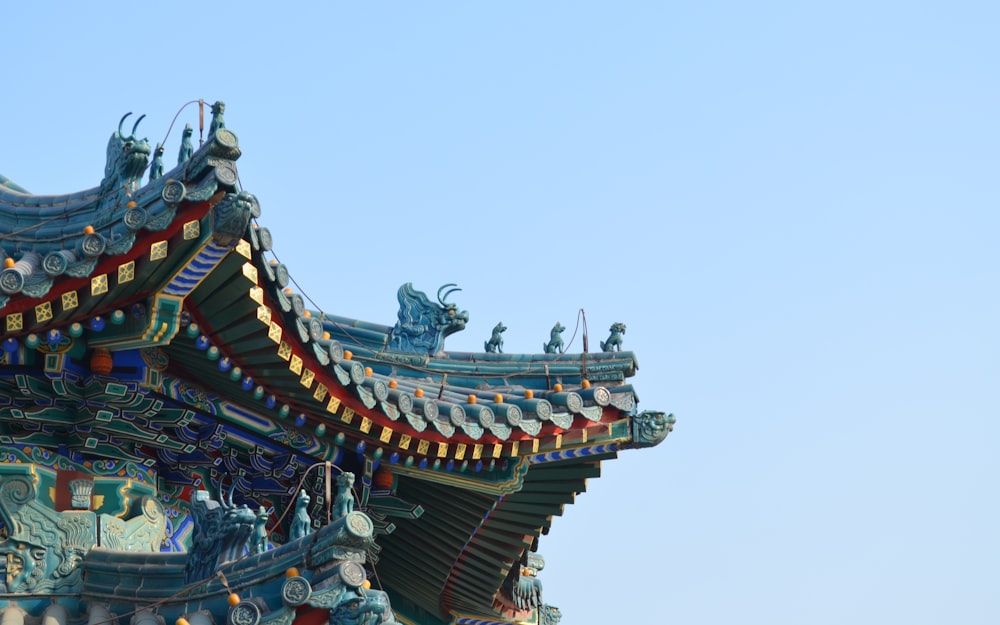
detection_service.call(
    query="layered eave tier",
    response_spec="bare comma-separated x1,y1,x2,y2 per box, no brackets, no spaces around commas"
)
0,120,673,623
0,167,665,468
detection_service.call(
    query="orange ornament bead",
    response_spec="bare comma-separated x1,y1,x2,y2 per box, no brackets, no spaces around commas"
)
525,389,534,399
414,388,424,398
83,225,95,235
343,350,353,360
286,567,299,578
90,348,114,375
553,383,563,392
227,593,241,606
388,379,398,389
581,379,591,389
467,394,477,404
373,467,394,490
494,394,503,404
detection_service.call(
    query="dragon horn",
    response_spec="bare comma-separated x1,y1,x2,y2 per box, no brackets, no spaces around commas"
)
118,112,133,138
443,287,461,303
130,114,146,139
438,283,461,305
437,283,455,304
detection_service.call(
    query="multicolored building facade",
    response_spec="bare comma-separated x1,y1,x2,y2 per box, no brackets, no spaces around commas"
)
0,103,673,625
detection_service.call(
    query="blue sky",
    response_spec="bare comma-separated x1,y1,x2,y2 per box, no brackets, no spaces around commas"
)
5,2,999,623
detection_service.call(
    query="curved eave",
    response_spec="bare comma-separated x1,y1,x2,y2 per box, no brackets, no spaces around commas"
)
0,131,240,313
0,113,674,625
0,198,214,337
170,224,643,479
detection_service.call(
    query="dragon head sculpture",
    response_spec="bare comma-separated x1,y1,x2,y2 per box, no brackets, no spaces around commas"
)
632,411,676,447
434,283,469,337
539,605,563,625
103,112,151,193
388,283,469,355
329,588,398,625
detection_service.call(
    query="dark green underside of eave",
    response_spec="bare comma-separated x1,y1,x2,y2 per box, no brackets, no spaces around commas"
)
375,453,614,620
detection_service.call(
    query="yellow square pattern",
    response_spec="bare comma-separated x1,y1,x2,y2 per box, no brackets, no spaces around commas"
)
492,443,502,458
183,220,200,240
511,441,519,457
61,291,78,311
399,434,411,450
327,397,341,414
242,262,258,283
6,313,22,332
257,306,271,325
268,322,282,343
313,384,328,402
532,439,540,453
455,444,466,460
91,274,109,296
554,434,562,449
300,368,314,388
277,341,292,361
379,427,393,443
436,442,448,458
473,444,483,460
249,287,263,304
340,407,355,423
150,241,168,261
360,417,372,434
34,302,53,323
236,239,251,259
417,440,429,456
289,355,303,375
118,261,135,284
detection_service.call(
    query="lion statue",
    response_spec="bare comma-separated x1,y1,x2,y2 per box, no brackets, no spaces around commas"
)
600,322,626,352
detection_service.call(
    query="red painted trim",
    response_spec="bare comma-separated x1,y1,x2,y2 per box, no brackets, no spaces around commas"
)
1,200,214,317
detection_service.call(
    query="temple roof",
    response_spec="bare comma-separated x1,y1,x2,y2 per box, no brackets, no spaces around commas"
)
0,105,672,624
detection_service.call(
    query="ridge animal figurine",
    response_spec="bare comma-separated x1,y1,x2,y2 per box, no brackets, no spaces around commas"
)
209,100,226,136
543,322,565,354
149,142,165,181
177,124,194,165
251,505,269,554
290,489,312,540
334,472,355,520
600,322,626,352
485,322,507,353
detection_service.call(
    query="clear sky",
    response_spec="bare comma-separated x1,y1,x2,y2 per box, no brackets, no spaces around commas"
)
5,2,999,623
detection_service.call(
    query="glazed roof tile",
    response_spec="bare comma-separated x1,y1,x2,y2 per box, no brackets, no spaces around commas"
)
0,108,673,623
